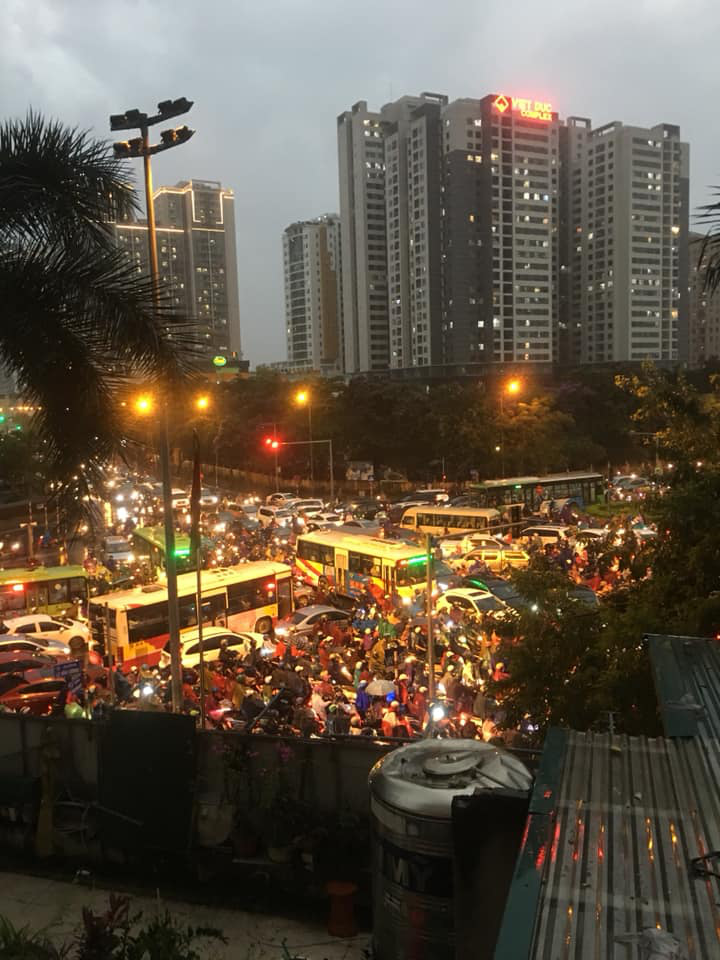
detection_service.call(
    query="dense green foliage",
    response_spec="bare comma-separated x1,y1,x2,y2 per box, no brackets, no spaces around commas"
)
0,112,196,517
172,366,655,482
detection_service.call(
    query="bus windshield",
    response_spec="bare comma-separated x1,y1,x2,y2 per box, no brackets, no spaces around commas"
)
396,557,427,586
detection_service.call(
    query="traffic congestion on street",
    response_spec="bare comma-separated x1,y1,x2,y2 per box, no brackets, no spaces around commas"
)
0,466,659,745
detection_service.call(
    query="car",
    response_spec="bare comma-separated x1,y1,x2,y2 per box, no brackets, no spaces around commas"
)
292,499,325,517
519,524,573,547
274,605,351,639
0,650,59,675
159,627,273,669
257,505,293,528
337,519,383,534
199,488,220,508
435,588,506,617
0,635,71,656
0,674,67,715
266,491,296,506
436,532,505,559
450,546,530,573
102,535,134,566
1,615,90,650
460,576,527,612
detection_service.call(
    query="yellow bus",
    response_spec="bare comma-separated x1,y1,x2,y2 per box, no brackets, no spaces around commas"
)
295,529,430,600
88,562,293,670
0,565,89,618
399,505,501,536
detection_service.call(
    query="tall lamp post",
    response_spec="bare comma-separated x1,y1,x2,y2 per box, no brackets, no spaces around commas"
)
499,378,522,477
294,389,313,487
111,98,195,713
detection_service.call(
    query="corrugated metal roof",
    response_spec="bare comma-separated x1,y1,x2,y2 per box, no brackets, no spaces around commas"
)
495,730,720,959
648,634,720,740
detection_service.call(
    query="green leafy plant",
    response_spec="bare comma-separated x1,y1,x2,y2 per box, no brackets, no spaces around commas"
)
0,916,65,960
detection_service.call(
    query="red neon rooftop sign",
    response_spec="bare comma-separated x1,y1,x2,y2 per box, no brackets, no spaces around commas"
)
493,95,553,122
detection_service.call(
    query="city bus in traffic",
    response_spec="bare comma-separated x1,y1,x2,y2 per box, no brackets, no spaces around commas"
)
0,566,89,618
88,562,293,670
470,471,605,512
130,525,198,577
398,505,501,536
295,529,431,600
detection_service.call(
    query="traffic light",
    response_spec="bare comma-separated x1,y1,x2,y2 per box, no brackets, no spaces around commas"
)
263,436,280,451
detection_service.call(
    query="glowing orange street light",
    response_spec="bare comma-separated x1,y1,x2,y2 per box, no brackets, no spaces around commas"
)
506,378,521,395
294,388,314,483
195,394,210,411
135,394,154,415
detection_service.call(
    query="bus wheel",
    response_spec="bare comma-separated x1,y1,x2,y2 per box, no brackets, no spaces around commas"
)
255,616,272,634
318,575,328,589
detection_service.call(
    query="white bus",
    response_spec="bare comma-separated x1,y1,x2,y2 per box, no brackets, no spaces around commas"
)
295,529,430,600
88,562,293,671
399,505,501,536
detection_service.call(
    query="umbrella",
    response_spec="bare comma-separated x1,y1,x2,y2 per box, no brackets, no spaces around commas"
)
366,679,397,696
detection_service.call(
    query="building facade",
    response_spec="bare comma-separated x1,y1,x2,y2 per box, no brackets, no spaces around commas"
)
282,215,343,374
442,94,560,365
113,180,241,359
561,122,689,363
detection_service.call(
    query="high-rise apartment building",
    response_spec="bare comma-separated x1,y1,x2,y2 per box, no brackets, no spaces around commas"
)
337,101,389,373
384,94,447,368
336,93,689,372
442,95,560,365
113,180,241,359
561,122,689,363
688,232,720,366
282,214,343,374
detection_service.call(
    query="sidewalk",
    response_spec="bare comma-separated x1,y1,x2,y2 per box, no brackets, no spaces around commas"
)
0,869,368,959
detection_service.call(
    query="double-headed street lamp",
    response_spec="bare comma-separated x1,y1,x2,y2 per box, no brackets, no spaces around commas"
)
111,97,195,713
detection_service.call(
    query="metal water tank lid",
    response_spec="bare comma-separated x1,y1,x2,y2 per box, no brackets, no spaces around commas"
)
369,739,533,819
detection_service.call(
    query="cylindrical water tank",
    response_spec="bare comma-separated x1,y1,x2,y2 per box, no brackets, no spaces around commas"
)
368,739,532,960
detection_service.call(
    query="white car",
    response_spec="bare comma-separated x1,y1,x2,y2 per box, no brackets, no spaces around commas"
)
437,532,505,559
435,588,505,617
2,615,90,649
257,505,293,527
159,628,273,669
519,524,573,547
266,492,296,505
0,635,71,656
199,488,219,508
293,499,325,517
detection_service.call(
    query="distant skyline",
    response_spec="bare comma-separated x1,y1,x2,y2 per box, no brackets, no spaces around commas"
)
2,0,718,366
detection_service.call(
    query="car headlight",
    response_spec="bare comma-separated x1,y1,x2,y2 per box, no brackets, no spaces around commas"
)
127,553,135,563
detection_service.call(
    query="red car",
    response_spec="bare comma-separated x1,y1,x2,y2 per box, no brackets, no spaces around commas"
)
0,672,67,715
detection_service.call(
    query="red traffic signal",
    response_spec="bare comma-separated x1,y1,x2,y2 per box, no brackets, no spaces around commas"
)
263,436,280,451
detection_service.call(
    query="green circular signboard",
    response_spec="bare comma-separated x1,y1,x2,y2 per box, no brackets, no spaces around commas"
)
212,355,228,367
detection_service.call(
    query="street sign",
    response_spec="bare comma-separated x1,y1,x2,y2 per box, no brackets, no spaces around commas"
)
212,355,227,367
54,659,83,694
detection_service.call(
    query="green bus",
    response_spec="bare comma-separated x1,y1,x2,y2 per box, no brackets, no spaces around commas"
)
130,526,213,578
0,565,89,618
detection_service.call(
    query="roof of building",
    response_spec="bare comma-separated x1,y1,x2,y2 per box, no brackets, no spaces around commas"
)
495,727,720,959
647,633,720,739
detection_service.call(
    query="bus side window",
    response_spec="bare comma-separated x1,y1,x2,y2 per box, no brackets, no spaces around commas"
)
277,577,292,618
48,580,69,606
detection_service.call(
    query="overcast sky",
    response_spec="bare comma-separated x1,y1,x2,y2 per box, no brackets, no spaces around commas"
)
2,0,719,366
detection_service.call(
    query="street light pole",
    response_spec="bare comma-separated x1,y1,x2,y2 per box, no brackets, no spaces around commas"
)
111,98,195,714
